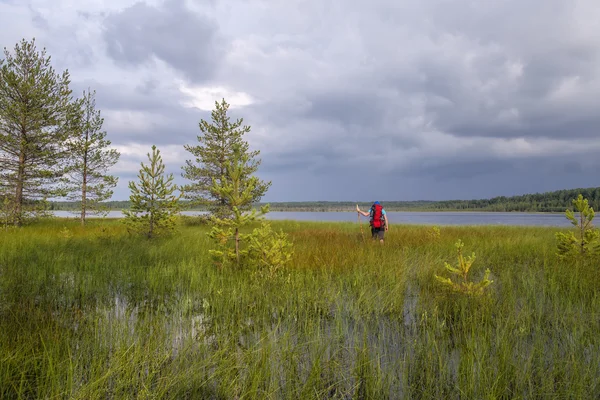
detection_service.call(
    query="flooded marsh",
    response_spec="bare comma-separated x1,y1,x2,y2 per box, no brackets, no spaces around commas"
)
1,220,599,398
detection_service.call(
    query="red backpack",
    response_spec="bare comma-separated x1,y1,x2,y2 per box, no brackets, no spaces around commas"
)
370,203,385,228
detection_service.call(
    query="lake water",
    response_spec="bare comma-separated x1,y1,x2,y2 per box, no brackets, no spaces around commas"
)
51,210,572,227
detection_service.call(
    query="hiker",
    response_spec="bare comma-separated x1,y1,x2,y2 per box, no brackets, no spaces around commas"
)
356,201,388,243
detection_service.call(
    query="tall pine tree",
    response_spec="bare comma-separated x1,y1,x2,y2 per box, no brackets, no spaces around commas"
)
182,98,270,219
61,88,120,226
0,38,78,226
123,145,180,238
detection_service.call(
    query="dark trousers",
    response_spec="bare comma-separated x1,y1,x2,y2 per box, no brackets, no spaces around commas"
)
371,227,385,240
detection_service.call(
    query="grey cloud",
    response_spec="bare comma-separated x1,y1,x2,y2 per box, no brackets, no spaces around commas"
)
409,159,518,182
329,2,600,143
519,49,595,97
102,0,224,83
401,155,599,191
166,0,600,200
106,107,207,146
301,89,387,127
29,6,50,30
447,115,600,140
410,55,600,140
9,0,600,202
241,86,424,170
69,79,212,148
562,161,583,174
72,79,188,114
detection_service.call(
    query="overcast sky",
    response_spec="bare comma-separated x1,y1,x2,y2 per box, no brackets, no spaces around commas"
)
1,0,599,202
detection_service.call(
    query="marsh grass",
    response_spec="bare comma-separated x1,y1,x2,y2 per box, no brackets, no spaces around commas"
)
1,218,599,398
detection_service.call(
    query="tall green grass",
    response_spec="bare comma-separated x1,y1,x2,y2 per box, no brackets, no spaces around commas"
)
1,218,599,398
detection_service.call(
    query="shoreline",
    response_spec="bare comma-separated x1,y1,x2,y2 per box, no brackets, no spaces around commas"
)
49,209,567,214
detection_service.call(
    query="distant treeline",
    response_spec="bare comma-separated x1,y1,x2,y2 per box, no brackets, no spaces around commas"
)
412,186,600,212
48,186,600,213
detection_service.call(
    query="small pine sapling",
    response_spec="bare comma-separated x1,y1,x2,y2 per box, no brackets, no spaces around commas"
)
555,194,600,259
428,226,441,241
435,239,493,296
207,144,269,267
207,144,293,272
123,145,181,238
207,203,269,268
247,222,294,280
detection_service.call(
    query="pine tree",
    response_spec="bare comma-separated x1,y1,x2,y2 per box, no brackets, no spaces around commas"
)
435,239,493,296
182,98,270,219
208,144,268,267
0,38,78,226
61,88,120,226
208,144,293,273
123,145,180,238
555,194,600,258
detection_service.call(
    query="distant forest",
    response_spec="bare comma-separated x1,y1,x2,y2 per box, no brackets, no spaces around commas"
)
48,186,600,213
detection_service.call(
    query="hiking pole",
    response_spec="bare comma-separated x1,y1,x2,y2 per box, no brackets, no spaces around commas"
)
357,204,365,242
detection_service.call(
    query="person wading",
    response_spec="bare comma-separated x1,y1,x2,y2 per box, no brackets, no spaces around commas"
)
356,201,389,244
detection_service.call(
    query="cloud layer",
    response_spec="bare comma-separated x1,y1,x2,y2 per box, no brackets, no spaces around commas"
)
1,0,599,201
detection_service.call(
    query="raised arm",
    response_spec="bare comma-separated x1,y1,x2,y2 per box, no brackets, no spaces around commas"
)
356,204,370,217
